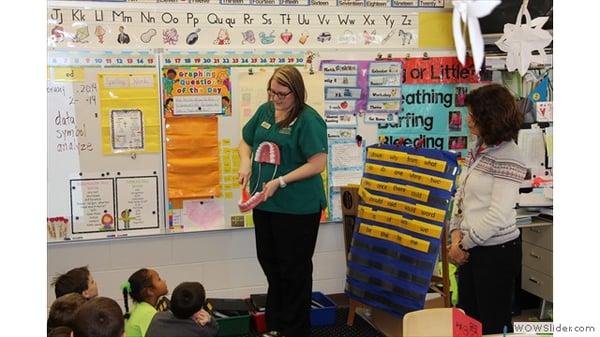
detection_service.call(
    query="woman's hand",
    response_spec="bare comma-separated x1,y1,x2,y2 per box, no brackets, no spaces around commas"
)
448,243,469,265
192,309,212,326
450,229,463,244
448,229,469,265
238,140,253,190
238,159,252,190
262,180,280,202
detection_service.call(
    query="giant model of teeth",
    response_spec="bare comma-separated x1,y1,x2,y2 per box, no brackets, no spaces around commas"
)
238,141,281,213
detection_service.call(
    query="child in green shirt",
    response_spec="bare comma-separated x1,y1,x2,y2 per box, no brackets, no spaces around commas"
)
122,268,169,337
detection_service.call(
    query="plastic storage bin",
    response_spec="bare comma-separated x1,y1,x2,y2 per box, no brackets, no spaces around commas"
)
309,292,337,327
207,298,251,337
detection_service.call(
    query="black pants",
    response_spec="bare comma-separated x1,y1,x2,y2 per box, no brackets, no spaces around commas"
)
253,209,321,337
457,237,522,335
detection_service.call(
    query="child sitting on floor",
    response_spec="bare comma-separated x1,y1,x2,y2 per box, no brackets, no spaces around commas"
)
47,292,87,333
122,268,169,337
52,266,99,299
146,282,218,337
72,297,125,337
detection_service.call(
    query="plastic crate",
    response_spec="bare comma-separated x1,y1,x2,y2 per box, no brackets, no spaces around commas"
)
207,298,251,337
310,292,337,327
250,311,267,334
216,314,251,337
246,292,337,329
247,296,267,334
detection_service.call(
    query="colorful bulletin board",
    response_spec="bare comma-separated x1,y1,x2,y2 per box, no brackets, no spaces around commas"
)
47,1,484,243
166,59,326,233
161,65,225,203
376,56,482,158
47,54,482,242
47,55,482,241
163,67,231,116
345,144,460,316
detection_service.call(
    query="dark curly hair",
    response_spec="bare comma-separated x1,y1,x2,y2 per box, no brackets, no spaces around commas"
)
465,84,522,145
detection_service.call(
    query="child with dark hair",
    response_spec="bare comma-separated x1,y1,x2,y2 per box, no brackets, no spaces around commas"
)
52,266,98,299
122,268,169,337
72,297,125,337
47,293,87,331
146,282,218,337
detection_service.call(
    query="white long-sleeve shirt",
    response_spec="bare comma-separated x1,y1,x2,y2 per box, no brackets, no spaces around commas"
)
449,140,527,249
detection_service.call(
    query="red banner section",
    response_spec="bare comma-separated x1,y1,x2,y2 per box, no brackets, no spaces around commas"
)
394,57,481,84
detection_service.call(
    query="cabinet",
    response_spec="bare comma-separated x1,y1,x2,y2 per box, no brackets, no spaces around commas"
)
520,221,553,304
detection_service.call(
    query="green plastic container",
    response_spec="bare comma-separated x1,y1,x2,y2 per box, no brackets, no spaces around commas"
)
216,314,251,337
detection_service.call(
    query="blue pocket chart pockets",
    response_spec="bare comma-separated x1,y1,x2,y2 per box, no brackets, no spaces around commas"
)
345,144,460,317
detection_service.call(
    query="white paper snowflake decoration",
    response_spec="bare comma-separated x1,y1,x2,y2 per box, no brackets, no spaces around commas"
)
495,0,553,76
452,0,501,74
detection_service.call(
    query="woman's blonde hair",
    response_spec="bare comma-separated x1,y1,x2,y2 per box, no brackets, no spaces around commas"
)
268,65,306,127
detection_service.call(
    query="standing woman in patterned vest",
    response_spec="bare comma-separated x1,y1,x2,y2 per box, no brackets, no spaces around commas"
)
448,84,528,334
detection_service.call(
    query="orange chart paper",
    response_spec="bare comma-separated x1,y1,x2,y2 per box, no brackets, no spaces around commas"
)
166,115,220,199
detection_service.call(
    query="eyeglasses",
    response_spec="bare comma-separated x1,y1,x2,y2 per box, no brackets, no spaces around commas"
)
267,88,292,100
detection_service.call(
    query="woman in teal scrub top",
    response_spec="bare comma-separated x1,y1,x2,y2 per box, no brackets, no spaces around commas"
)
238,66,328,337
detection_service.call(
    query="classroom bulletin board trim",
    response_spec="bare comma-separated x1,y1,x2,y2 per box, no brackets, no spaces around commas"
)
162,52,306,67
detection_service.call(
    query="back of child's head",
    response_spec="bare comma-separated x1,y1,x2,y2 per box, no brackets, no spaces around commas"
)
48,326,73,337
47,292,87,330
171,282,206,319
122,268,153,319
52,266,93,298
72,297,124,337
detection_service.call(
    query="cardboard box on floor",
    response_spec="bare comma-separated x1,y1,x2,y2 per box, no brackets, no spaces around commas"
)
360,293,446,337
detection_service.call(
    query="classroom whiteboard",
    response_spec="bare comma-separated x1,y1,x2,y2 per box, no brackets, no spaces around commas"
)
47,52,165,241
46,1,482,243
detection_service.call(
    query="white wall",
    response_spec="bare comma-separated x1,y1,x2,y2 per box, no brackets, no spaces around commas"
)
47,222,347,309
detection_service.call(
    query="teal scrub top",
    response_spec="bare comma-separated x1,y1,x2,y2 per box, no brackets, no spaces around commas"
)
242,102,328,214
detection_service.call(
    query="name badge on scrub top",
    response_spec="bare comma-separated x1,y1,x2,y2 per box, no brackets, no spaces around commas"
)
279,127,292,135
261,121,271,129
